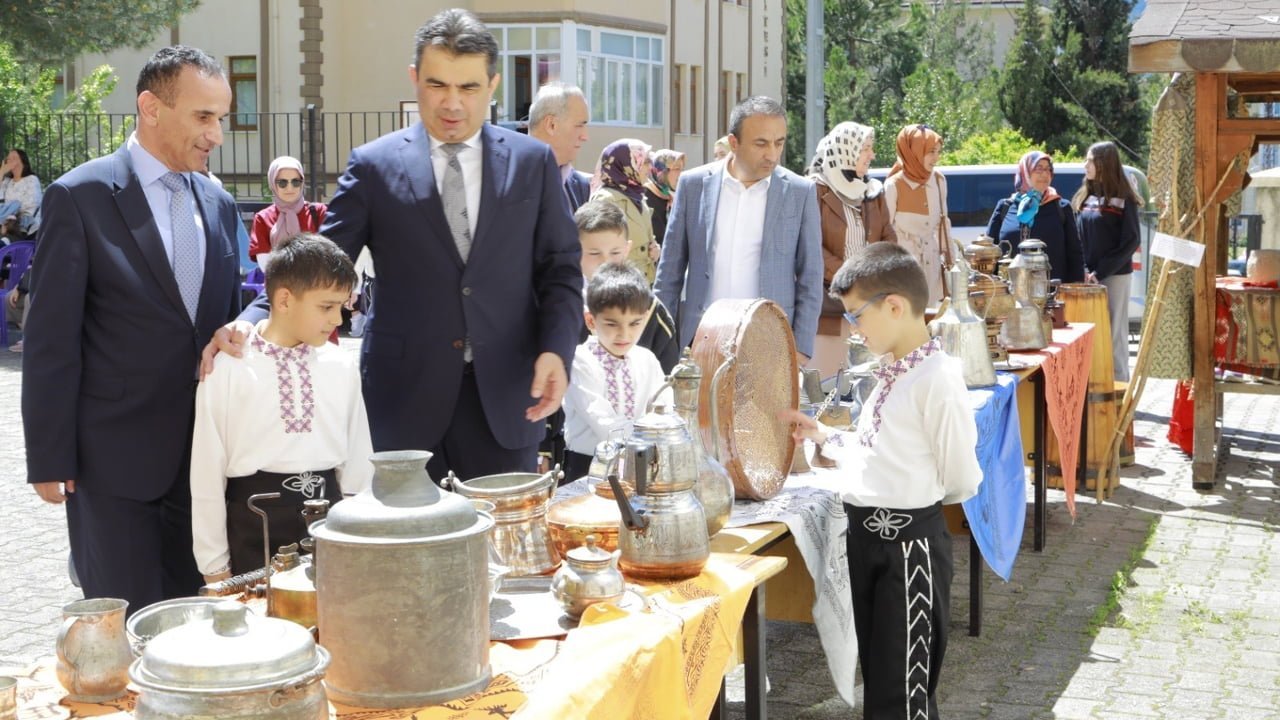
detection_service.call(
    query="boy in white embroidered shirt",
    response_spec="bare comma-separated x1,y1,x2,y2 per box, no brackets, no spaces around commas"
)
191,233,373,584
783,242,981,719
562,262,672,481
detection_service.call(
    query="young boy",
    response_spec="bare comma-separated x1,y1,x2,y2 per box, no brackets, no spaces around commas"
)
562,262,673,480
191,233,373,584
785,242,981,719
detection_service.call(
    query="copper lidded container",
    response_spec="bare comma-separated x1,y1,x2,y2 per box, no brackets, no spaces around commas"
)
547,440,624,556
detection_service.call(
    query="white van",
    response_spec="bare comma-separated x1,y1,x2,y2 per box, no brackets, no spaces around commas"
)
870,163,1154,328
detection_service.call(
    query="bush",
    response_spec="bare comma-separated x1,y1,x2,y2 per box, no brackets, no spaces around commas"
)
942,127,1082,166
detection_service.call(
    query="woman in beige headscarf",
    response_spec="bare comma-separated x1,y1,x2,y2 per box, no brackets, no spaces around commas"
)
883,124,956,306
806,121,897,375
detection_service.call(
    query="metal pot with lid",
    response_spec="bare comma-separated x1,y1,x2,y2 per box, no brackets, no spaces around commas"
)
129,601,329,720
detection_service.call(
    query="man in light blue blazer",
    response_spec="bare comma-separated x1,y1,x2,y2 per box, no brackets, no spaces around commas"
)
654,96,823,359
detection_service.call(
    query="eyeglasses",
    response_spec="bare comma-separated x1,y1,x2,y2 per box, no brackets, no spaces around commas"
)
275,178,303,189
843,292,887,328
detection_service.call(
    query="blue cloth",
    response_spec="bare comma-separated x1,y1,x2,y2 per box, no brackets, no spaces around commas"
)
961,372,1026,581
1014,189,1042,226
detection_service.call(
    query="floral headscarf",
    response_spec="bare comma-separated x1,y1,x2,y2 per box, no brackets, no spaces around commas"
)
807,122,877,206
645,149,686,202
889,124,943,184
1014,150,1061,204
267,156,306,249
592,139,651,210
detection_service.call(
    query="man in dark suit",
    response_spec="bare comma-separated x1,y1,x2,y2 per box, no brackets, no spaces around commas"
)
527,82,591,211
23,46,242,611
209,9,582,481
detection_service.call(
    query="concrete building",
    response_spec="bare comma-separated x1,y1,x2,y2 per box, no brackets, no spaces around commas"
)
64,0,784,198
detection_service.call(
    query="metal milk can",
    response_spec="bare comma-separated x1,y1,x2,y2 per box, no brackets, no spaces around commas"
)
56,598,132,702
448,468,562,576
309,450,493,709
931,262,997,388
663,348,734,536
605,407,710,580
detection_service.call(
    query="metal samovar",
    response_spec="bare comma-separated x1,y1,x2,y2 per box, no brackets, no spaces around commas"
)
1004,238,1052,350
661,348,734,536
931,262,997,388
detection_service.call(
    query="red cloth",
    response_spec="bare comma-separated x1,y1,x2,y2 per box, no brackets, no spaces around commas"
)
249,202,328,259
1168,380,1195,455
1010,322,1095,518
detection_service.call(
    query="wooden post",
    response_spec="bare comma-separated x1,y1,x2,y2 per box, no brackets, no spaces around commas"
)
1192,74,1225,489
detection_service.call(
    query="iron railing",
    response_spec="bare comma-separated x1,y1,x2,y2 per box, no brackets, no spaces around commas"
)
0,106,409,205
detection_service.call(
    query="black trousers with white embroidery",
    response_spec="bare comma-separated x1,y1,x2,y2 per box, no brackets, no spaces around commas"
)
845,502,953,720
225,468,334,575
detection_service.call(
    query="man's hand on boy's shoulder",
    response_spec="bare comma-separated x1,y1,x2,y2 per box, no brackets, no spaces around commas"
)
200,321,255,380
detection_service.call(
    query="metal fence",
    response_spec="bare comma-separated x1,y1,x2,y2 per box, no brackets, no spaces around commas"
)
0,107,409,204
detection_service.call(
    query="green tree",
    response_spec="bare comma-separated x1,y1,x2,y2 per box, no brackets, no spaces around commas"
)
998,0,1057,147
1045,0,1148,162
2,0,200,64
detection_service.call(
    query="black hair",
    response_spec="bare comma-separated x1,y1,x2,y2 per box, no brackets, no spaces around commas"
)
574,199,627,236
4,149,32,178
265,233,358,304
136,45,224,105
586,262,652,316
413,8,499,78
829,242,929,317
728,96,786,140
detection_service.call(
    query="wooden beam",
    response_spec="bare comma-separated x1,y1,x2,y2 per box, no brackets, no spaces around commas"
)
1192,73,1225,489
1217,118,1280,137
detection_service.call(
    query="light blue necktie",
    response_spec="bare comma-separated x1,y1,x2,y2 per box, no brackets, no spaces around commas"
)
160,172,202,322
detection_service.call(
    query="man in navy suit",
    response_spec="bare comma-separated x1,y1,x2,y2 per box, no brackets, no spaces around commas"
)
210,9,582,481
23,46,242,611
528,82,591,211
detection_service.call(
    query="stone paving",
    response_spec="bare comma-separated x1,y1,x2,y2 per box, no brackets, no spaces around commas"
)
3,328,1279,719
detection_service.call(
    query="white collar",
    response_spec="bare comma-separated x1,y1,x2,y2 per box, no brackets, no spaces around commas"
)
428,127,483,155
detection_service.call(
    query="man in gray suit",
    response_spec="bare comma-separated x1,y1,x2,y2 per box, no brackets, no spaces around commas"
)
654,96,822,360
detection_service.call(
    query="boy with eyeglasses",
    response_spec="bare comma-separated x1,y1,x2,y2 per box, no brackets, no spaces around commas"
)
782,241,981,719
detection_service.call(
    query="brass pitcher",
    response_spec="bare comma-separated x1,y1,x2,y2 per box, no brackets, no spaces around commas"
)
56,598,132,702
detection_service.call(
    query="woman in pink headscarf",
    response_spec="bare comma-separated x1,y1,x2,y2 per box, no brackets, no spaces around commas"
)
249,156,328,266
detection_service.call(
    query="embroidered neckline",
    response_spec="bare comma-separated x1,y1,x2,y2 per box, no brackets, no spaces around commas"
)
588,337,637,419
859,338,943,447
251,331,315,434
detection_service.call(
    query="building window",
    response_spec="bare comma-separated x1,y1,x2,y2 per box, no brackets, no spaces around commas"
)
690,66,700,135
673,64,683,134
737,72,748,103
229,56,257,131
720,71,733,138
490,23,662,128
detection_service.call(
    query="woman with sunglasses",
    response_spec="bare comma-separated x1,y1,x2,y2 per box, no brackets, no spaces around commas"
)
249,156,327,267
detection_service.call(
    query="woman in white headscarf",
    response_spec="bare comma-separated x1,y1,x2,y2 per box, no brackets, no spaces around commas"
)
806,121,897,376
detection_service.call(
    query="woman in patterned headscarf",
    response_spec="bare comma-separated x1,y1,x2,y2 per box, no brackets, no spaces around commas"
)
591,139,659,283
806,122,897,375
984,150,1085,283
643,149,686,244
884,124,955,306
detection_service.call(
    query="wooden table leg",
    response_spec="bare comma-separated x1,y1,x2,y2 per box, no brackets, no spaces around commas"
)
744,583,767,720
969,532,982,637
1032,371,1047,552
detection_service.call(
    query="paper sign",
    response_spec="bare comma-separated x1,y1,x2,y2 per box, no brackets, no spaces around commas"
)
1150,232,1206,268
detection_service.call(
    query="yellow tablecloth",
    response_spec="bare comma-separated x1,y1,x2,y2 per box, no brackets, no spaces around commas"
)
4,553,785,720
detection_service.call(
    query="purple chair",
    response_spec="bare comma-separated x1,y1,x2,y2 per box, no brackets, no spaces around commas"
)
241,267,265,306
0,240,35,347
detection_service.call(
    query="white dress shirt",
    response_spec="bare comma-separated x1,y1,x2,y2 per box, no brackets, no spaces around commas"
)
126,133,207,269
190,323,375,575
709,170,771,303
564,339,673,456
819,338,981,509
428,128,483,238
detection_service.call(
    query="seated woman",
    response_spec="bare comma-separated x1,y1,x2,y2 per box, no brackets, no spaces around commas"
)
0,149,41,240
249,156,327,267
985,150,1085,284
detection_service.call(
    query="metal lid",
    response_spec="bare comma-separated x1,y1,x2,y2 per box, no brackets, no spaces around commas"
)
670,348,702,380
134,602,322,690
565,534,614,569
632,405,691,444
311,450,481,541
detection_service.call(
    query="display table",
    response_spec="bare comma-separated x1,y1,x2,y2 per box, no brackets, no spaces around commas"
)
1,553,785,720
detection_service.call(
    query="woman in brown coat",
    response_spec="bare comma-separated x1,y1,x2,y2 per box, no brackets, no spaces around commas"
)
806,121,896,375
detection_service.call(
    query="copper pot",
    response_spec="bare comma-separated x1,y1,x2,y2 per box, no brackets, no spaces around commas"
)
547,480,622,556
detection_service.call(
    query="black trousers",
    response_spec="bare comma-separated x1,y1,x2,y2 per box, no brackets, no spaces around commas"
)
66,478,204,618
224,468,335,575
563,450,594,484
845,502,953,720
425,365,538,483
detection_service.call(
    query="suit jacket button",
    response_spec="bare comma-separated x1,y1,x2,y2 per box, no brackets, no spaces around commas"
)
462,287,472,296
452,340,464,350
